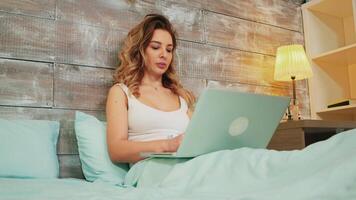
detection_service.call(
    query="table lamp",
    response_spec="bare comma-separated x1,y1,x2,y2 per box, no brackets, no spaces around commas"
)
274,44,313,120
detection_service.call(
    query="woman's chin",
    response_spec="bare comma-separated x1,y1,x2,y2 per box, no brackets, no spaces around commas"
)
154,68,167,75
146,66,168,77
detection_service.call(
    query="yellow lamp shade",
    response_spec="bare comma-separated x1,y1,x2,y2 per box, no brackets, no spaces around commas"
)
274,44,313,81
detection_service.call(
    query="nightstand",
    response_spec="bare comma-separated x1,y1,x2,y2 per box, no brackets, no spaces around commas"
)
267,120,356,151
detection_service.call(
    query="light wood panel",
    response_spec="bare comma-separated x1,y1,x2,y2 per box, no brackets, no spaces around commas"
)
0,0,55,19
0,106,71,121
0,58,53,107
308,63,351,116
308,0,353,18
179,77,207,97
302,1,354,57
176,41,210,79
350,64,356,99
158,0,207,9
206,0,302,32
317,104,356,114
54,64,113,110
344,16,356,45
58,119,79,155
56,0,147,31
313,43,356,66
176,41,308,90
58,154,84,179
205,11,304,56
156,1,204,42
56,0,204,42
0,12,55,61
303,0,356,120
55,21,125,68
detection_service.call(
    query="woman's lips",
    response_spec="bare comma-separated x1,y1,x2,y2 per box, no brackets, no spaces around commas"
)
157,63,167,69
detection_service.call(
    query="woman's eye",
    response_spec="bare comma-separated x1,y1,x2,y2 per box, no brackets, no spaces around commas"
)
166,49,172,53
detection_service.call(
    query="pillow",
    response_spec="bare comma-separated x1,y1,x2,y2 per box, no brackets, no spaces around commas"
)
0,119,60,178
75,111,129,185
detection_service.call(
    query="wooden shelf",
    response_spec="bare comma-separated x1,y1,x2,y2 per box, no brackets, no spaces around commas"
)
307,0,354,18
317,104,356,115
312,43,356,66
303,0,356,121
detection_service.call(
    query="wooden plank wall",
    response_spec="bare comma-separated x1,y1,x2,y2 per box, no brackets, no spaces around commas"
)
0,0,308,179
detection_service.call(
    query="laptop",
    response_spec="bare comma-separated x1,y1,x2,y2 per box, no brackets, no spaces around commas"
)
140,88,290,158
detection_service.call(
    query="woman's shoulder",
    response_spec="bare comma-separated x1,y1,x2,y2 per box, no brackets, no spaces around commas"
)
107,84,130,108
113,83,128,89
112,83,130,91
108,83,129,98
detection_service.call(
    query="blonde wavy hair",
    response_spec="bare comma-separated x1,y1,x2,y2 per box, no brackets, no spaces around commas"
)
113,14,195,109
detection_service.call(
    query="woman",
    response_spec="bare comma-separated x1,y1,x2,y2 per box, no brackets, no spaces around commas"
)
106,14,195,164
105,14,356,193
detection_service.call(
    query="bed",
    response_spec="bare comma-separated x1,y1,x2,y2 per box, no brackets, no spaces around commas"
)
1,112,356,200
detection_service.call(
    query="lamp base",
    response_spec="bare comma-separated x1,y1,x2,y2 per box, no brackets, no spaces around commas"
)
287,104,301,120
288,76,301,120
286,106,293,120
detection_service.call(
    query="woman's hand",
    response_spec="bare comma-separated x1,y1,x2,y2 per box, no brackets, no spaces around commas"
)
164,134,184,152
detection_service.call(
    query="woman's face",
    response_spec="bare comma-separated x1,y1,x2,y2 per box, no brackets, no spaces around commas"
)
144,29,173,77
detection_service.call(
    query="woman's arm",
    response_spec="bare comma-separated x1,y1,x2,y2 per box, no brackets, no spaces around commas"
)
106,85,182,163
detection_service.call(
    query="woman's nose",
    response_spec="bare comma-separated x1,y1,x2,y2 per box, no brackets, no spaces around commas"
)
159,48,167,58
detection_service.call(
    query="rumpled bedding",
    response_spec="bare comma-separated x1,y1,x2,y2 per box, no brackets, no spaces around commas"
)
1,129,356,200
125,129,356,199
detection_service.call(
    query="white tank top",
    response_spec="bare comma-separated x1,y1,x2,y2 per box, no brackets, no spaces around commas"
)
118,84,190,141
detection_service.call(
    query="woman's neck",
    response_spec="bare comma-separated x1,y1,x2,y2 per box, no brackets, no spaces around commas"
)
141,74,163,88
